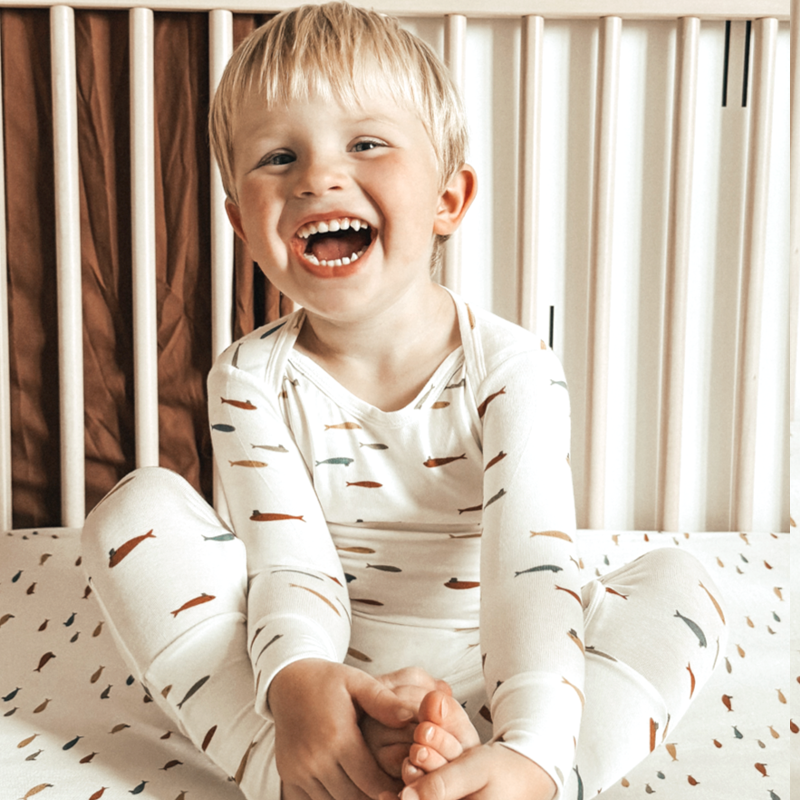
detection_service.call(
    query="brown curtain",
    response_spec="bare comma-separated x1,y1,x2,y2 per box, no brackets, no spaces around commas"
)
4,10,289,528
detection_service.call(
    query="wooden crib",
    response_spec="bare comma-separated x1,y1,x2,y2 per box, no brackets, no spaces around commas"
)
0,1,793,798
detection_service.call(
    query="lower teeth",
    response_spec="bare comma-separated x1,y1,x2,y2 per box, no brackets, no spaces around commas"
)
308,248,366,267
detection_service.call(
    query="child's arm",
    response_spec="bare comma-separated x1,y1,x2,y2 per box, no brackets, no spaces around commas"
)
476,344,584,798
207,334,413,796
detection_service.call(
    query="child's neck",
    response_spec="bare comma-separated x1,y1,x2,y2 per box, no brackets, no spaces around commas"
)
294,282,461,412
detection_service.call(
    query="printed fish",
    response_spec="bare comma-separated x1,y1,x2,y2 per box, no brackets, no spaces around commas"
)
698,581,725,623
515,564,563,577
260,321,286,339
444,578,480,589
177,675,211,709
100,685,112,699
665,743,678,761
203,533,237,542
722,694,733,711
110,723,129,733
445,378,466,389
63,612,76,627
485,451,507,470
27,582,36,595
202,725,217,751
347,647,372,663
477,387,506,419
346,481,383,488
93,621,104,637
229,460,268,468
367,564,402,572
3,687,21,701
585,646,617,662
457,503,483,514
211,424,235,433
235,740,259,785
687,663,696,697
19,785,53,800
39,553,52,565
687,776,699,786
674,610,707,647
33,698,51,714
251,511,305,522
129,780,148,795
160,760,183,771
108,530,155,568
37,619,48,632
315,457,354,466
171,593,216,618
325,422,362,430
0,613,14,628
89,789,108,800
34,652,56,672
555,585,582,604
336,545,375,554
351,598,384,606
567,629,585,652
252,443,289,452
63,734,84,750
649,718,659,751
562,676,585,708
289,584,341,616
550,379,567,389
359,442,389,450
24,750,42,761
256,635,283,661
755,763,768,777
423,453,467,468
484,488,506,510
531,530,573,542
221,397,256,410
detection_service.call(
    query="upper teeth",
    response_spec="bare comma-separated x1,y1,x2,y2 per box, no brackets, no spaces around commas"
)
297,217,369,239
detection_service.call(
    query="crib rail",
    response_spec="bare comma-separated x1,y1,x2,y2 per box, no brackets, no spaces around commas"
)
0,0,792,532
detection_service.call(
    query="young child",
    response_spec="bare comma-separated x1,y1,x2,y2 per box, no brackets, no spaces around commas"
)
81,4,728,800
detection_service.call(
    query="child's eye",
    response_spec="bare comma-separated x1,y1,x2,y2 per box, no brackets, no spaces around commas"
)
260,151,295,167
351,139,385,153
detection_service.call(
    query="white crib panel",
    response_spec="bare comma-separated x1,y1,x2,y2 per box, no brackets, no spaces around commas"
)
516,14,543,333
732,17,778,531
130,7,159,469
754,23,790,534
51,5,85,526
585,16,621,530
209,8,233,519
658,17,699,533
0,18,10,533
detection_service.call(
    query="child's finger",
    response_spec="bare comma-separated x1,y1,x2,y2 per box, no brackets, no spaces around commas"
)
413,722,464,762
401,747,491,800
409,742,449,772
352,672,416,727
402,756,425,785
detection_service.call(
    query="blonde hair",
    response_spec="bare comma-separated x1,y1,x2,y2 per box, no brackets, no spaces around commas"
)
208,2,469,273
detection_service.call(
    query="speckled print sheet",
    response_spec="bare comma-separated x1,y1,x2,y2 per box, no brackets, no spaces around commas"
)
0,528,789,800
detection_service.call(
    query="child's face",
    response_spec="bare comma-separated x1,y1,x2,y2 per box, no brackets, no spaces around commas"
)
225,89,463,321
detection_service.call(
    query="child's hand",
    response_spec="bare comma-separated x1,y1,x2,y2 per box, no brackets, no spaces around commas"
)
360,668,453,778
390,743,557,800
268,658,416,799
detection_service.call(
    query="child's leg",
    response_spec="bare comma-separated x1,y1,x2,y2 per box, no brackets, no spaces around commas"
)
81,466,280,799
566,546,727,797
405,547,727,799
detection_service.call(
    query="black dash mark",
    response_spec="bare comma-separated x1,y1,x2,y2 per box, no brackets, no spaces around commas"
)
742,20,752,108
549,306,555,349
722,21,731,107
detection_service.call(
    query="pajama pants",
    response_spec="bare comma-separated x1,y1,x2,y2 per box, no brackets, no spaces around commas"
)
81,467,728,800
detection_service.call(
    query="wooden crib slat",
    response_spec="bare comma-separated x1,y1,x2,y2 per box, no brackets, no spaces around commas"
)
442,13,466,293
516,14,543,332
791,0,799,420
658,16,700,533
0,18,10,532
732,17,778,532
585,15,621,530
130,7,159,469
51,5,85,526
209,8,234,517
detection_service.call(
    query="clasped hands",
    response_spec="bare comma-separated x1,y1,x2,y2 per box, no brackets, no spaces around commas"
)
270,659,556,800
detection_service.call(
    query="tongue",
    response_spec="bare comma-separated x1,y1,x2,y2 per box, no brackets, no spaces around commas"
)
309,230,367,261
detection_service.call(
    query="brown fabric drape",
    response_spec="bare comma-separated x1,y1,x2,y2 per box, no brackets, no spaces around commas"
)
4,10,288,528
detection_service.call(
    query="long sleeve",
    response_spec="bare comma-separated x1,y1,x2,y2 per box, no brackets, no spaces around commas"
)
207,333,351,719
478,345,584,798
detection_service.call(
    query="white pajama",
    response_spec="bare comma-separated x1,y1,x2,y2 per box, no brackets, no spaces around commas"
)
81,292,727,799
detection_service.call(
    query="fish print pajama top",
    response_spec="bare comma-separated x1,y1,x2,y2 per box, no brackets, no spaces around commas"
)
207,291,585,797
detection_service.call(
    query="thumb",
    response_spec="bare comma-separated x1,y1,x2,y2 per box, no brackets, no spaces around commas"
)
351,672,415,728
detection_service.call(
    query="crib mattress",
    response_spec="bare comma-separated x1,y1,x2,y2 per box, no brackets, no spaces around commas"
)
0,527,791,800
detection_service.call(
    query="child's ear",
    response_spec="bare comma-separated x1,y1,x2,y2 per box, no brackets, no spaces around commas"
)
433,164,478,236
225,198,248,244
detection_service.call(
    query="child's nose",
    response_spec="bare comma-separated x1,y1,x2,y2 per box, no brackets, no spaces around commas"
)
294,156,347,197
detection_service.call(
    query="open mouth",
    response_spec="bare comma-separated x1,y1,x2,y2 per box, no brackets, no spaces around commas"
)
296,217,373,267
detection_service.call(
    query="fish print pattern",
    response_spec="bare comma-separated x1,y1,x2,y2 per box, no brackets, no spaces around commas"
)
0,528,784,798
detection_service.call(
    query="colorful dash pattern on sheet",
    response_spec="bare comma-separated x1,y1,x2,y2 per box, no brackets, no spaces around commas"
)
0,529,789,799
